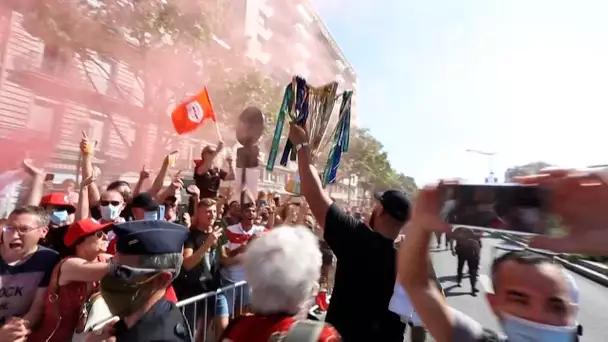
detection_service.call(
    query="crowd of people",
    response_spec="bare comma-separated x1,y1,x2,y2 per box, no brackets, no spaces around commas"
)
1,122,607,342
0,130,340,342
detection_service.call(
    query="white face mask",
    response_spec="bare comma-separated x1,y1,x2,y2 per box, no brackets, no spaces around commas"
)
100,204,122,221
502,313,576,342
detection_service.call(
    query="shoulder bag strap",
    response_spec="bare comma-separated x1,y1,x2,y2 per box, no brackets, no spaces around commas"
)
45,257,71,342
281,320,325,342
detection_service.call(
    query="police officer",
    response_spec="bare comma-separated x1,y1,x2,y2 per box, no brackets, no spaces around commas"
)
95,220,194,342
452,227,482,295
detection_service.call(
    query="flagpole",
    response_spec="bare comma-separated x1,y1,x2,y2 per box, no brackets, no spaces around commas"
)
215,121,222,141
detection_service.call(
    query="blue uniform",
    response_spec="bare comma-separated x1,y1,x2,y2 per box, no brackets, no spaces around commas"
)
110,220,193,342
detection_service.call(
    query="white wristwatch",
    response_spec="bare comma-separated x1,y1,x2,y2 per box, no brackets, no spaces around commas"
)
295,142,309,151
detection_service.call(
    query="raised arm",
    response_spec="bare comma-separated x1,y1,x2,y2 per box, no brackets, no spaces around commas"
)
148,151,178,196
288,124,332,227
132,165,150,197
222,154,236,181
22,160,45,206
398,187,455,342
79,133,101,206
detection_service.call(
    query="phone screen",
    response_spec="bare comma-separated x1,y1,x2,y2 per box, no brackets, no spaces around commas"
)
157,205,166,221
440,183,551,236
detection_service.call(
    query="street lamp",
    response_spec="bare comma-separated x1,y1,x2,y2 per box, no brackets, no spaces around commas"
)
466,149,498,184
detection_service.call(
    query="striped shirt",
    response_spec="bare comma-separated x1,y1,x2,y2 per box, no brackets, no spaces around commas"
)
221,223,266,282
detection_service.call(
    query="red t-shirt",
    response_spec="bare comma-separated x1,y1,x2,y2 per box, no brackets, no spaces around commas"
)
107,238,117,255
223,315,341,342
106,237,178,303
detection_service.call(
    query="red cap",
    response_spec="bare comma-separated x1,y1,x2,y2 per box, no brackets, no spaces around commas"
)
40,192,76,213
64,218,112,247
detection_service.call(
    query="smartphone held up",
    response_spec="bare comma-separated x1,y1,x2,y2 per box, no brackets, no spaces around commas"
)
439,183,557,236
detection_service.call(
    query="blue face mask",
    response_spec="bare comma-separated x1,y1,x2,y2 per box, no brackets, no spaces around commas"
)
143,211,158,220
50,210,69,225
502,313,576,342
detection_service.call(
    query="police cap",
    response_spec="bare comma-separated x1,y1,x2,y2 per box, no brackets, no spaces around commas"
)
112,220,189,255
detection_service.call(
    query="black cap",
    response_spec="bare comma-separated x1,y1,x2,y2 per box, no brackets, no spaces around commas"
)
131,193,159,211
374,189,411,223
112,220,189,255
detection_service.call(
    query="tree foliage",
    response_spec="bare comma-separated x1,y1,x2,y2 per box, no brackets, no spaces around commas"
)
211,70,284,130
22,0,226,112
341,127,417,196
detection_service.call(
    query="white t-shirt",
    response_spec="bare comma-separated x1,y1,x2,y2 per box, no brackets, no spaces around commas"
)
389,281,423,326
221,223,266,282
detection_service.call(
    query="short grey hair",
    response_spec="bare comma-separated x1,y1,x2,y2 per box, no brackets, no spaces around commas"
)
9,205,50,227
244,225,321,315
138,253,183,278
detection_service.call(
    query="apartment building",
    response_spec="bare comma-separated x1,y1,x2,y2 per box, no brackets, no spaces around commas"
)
0,1,362,208
243,0,357,125
242,0,362,202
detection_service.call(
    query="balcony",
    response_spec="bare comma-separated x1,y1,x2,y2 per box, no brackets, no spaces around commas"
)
7,51,145,118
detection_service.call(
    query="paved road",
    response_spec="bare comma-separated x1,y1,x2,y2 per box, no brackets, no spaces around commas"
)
424,236,608,341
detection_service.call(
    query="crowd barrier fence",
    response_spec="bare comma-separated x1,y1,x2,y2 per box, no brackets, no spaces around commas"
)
90,281,249,342
177,281,249,342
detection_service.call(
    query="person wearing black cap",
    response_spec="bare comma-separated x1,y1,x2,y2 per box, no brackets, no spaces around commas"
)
288,124,410,342
130,192,160,220
95,220,193,341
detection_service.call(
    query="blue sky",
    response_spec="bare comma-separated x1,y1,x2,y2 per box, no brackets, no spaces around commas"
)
312,0,608,185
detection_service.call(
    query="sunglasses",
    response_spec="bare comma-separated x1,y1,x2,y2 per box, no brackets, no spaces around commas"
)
100,200,122,206
111,264,176,283
92,230,106,239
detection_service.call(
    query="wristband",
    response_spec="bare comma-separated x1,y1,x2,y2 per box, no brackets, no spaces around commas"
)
295,142,309,152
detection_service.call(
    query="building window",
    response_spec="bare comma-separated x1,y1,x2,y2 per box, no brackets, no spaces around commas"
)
87,54,116,95
41,45,71,76
26,101,56,138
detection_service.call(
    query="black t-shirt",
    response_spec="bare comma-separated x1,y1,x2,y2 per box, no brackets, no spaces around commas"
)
319,240,334,266
323,204,405,341
193,167,227,199
41,225,70,257
173,229,223,299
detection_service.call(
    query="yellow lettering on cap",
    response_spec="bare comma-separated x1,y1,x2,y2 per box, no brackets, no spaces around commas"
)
128,239,139,245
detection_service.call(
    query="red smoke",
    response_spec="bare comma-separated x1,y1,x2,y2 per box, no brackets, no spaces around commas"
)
0,0,354,180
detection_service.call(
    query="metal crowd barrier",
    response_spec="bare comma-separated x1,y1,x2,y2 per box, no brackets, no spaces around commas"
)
177,281,249,342
89,281,249,342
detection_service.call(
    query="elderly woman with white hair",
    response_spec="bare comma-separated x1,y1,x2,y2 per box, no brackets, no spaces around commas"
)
221,225,341,342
